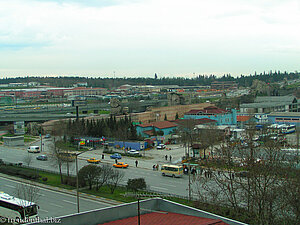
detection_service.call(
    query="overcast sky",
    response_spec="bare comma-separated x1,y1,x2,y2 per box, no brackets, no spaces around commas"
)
0,0,299,78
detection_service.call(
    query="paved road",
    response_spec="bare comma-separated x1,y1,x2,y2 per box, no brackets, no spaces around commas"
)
0,142,197,198
0,176,111,219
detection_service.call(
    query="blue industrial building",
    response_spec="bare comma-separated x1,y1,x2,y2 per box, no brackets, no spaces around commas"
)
184,106,237,125
136,121,178,138
267,112,300,128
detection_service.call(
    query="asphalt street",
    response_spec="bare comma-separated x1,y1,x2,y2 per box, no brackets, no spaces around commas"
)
0,140,198,198
0,176,112,219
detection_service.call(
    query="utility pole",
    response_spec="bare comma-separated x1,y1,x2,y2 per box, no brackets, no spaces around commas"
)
188,162,191,201
40,134,43,152
137,198,141,225
297,129,299,165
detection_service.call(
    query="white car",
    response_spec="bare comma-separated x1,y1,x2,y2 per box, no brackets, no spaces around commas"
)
127,150,140,155
157,144,166,149
27,146,40,153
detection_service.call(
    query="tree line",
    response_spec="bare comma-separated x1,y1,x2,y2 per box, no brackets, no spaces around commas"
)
0,71,298,88
66,115,140,141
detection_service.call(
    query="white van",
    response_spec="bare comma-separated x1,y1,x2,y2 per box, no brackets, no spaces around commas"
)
27,146,40,153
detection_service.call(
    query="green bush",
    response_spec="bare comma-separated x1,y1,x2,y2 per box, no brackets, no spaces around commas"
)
63,177,77,187
0,165,39,180
127,178,146,192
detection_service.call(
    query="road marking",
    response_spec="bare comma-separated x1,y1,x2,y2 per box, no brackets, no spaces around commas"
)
62,200,76,205
4,184,15,188
151,186,168,191
39,209,49,213
37,193,45,196
49,203,63,208
162,184,177,187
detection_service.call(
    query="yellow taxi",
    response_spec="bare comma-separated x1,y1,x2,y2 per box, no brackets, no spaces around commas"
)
113,162,129,168
87,157,101,164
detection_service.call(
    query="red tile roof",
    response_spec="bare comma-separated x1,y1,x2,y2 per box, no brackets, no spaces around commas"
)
186,106,227,115
185,109,202,114
173,118,217,126
237,116,251,122
138,121,177,129
101,212,229,225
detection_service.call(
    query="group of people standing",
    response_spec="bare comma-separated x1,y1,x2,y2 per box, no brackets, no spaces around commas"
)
165,155,172,161
152,164,159,171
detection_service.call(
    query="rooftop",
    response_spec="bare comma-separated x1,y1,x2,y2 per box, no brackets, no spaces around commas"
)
101,211,229,225
138,121,178,129
255,95,297,103
185,106,228,115
173,118,217,126
32,198,246,225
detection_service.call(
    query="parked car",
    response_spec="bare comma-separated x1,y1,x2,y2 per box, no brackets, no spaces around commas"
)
110,153,122,159
113,162,128,168
127,150,140,155
28,146,40,153
87,157,101,164
44,134,51,139
36,155,48,161
157,144,166,150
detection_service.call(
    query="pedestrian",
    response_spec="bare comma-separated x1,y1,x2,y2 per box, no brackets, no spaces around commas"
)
184,167,188,174
115,159,118,164
165,155,168,161
169,155,172,162
102,154,104,159
153,165,156,171
135,160,138,167
156,164,159,171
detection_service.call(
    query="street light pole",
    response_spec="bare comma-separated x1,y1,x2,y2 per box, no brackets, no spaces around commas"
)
75,146,94,213
40,134,43,152
76,154,79,213
188,162,191,201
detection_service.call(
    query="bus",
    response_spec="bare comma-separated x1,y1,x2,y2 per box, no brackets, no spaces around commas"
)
161,165,183,178
0,192,39,223
280,125,296,134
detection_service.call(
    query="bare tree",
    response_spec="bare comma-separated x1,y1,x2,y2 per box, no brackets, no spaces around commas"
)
49,137,64,183
192,123,297,224
107,169,124,194
15,183,40,206
177,119,198,158
23,153,33,167
95,164,113,191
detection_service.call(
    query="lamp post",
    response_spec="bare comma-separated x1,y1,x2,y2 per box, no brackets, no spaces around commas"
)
75,145,94,213
75,153,81,213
